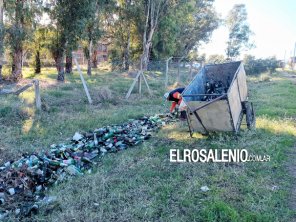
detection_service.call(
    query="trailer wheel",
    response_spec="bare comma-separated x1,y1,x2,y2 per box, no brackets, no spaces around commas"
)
245,102,256,129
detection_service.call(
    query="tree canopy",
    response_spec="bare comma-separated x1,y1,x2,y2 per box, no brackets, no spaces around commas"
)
0,0,222,81
226,4,253,59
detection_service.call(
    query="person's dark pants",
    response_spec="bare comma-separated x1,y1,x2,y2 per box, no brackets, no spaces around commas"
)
180,110,187,119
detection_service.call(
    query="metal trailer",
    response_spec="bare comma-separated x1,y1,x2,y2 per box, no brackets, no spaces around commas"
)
182,61,255,135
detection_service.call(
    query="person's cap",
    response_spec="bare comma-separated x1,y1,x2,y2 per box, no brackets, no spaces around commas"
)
163,92,169,100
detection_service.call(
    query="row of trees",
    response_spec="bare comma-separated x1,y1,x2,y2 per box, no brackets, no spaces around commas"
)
0,1,252,82
206,53,280,75
97,0,221,70
1,0,104,81
243,55,280,75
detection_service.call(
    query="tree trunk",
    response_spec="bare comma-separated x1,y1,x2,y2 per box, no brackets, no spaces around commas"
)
124,25,131,71
0,0,3,81
55,55,65,81
141,19,156,70
87,58,92,76
92,49,98,68
65,53,73,74
22,50,28,68
142,43,151,71
35,50,41,74
142,25,155,70
87,40,92,76
10,0,25,81
141,0,164,71
11,49,23,81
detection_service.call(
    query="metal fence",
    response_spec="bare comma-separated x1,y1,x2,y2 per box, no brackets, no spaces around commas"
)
2,53,202,89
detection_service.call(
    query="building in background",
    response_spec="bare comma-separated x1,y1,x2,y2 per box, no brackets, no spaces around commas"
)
73,41,109,66
96,42,108,63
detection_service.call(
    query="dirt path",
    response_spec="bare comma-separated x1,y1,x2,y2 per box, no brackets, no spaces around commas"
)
281,71,296,84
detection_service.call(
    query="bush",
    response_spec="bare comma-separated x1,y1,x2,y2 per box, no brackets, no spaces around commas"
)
243,55,280,75
97,86,113,101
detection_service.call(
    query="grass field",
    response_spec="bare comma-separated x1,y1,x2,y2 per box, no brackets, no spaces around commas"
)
0,67,295,221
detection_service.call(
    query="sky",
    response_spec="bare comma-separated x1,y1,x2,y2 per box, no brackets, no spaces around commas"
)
199,0,296,60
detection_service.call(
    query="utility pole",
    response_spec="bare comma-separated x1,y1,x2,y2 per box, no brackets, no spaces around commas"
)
293,42,296,70
283,50,286,70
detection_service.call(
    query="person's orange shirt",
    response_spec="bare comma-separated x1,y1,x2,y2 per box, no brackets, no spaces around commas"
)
170,92,182,112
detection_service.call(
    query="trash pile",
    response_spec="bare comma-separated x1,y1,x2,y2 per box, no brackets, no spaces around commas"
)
202,79,228,101
0,115,168,220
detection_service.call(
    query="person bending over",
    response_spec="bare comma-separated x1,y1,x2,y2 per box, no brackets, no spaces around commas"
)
164,88,187,120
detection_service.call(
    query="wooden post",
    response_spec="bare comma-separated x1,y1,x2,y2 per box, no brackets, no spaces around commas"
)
0,83,33,95
73,53,93,104
126,56,152,99
0,80,42,111
177,57,184,82
14,83,33,95
126,71,141,99
141,71,152,95
33,80,41,110
165,57,172,88
126,70,152,99
177,60,180,82
138,74,142,94
189,61,193,80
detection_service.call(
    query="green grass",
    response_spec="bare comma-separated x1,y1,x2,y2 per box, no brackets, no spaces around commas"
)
1,68,295,221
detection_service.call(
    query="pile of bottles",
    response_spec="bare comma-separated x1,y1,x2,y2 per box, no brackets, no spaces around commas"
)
0,115,167,219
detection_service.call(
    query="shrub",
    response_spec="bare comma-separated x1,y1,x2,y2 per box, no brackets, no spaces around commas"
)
243,55,280,75
97,86,113,101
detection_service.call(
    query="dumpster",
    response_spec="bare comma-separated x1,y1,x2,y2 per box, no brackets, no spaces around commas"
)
182,61,255,135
